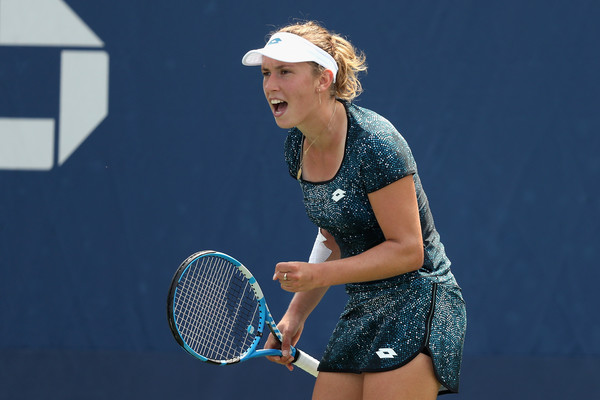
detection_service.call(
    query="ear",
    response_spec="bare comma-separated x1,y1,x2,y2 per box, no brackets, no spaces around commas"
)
316,69,335,93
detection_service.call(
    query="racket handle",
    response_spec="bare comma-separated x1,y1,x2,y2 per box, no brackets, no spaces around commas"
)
292,348,320,377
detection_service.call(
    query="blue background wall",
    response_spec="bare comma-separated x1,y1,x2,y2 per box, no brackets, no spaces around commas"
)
1,0,599,398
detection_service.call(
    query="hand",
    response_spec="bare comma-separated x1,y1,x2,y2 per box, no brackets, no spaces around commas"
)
264,317,304,371
273,261,319,292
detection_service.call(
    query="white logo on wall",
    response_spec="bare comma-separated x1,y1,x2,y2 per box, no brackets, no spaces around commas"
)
0,0,109,170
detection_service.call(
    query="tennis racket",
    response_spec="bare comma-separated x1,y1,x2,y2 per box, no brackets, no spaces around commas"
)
166,250,320,377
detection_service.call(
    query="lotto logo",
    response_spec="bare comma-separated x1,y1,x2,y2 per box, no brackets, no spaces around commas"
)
376,348,398,359
331,189,346,202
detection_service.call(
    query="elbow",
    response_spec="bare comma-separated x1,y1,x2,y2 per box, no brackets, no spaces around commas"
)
399,239,424,273
385,238,424,274
413,244,425,271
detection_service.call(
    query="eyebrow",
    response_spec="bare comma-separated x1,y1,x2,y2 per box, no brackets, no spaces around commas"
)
261,63,294,72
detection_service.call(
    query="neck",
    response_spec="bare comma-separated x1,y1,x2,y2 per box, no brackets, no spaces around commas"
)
299,99,341,150
295,99,346,181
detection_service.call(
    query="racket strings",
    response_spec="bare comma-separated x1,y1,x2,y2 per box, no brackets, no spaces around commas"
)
177,257,239,357
176,258,230,357
194,258,252,358
187,258,234,351
173,256,261,362
178,257,230,354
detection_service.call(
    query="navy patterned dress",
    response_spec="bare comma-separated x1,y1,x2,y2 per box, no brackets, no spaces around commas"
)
284,101,466,394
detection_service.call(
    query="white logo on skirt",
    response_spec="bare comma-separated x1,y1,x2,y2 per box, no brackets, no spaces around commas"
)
376,348,398,359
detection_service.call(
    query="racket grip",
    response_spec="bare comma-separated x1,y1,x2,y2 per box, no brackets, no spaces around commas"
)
292,349,320,377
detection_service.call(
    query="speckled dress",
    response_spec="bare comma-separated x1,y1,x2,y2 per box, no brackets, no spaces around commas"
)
284,101,466,394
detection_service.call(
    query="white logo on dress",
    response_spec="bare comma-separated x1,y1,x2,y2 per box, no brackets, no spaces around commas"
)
331,189,346,202
376,348,398,359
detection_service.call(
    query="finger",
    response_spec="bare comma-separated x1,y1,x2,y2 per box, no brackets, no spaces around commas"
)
264,333,281,351
280,281,296,293
264,334,288,365
273,266,289,281
280,335,293,363
276,271,293,284
266,355,286,364
265,354,294,371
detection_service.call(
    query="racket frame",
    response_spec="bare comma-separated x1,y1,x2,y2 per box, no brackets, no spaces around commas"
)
167,250,319,376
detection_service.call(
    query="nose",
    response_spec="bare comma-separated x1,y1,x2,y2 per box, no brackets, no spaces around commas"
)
263,74,278,93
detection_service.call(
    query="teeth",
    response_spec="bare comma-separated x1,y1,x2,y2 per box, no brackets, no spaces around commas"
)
271,99,285,104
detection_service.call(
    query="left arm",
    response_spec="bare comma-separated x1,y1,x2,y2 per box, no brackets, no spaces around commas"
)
275,175,423,291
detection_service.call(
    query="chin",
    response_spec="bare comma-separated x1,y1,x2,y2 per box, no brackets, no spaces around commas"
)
274,117,294,130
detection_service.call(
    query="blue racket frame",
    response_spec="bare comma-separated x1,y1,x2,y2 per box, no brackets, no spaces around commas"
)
167,251,318,376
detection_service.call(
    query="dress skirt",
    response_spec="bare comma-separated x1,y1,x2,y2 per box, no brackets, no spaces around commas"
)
317,272,466,394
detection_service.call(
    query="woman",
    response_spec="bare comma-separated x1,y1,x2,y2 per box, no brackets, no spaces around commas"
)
241,21,466,399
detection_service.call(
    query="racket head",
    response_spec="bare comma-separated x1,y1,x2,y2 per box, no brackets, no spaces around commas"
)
166,250,266,365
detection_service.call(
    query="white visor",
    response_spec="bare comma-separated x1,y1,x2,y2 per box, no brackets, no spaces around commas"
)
242,31,338,82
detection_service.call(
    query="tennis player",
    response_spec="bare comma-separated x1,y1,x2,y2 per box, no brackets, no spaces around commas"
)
242,21,466,399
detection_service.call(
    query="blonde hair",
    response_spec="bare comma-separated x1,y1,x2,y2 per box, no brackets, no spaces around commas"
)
274,21,367,102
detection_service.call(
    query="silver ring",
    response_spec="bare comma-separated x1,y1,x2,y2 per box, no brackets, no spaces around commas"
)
283,272,288,281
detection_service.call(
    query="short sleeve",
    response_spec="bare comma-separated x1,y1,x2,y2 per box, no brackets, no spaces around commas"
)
359,129,417,193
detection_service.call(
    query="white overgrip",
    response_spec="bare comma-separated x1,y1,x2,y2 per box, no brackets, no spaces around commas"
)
292,349,320,377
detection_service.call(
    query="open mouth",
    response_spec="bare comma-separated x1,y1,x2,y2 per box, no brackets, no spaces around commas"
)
270,99,288,117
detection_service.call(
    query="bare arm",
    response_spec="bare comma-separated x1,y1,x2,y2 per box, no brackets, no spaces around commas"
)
275,175,424,291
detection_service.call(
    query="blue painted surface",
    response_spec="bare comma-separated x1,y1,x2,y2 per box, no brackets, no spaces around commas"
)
1,1,598,398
